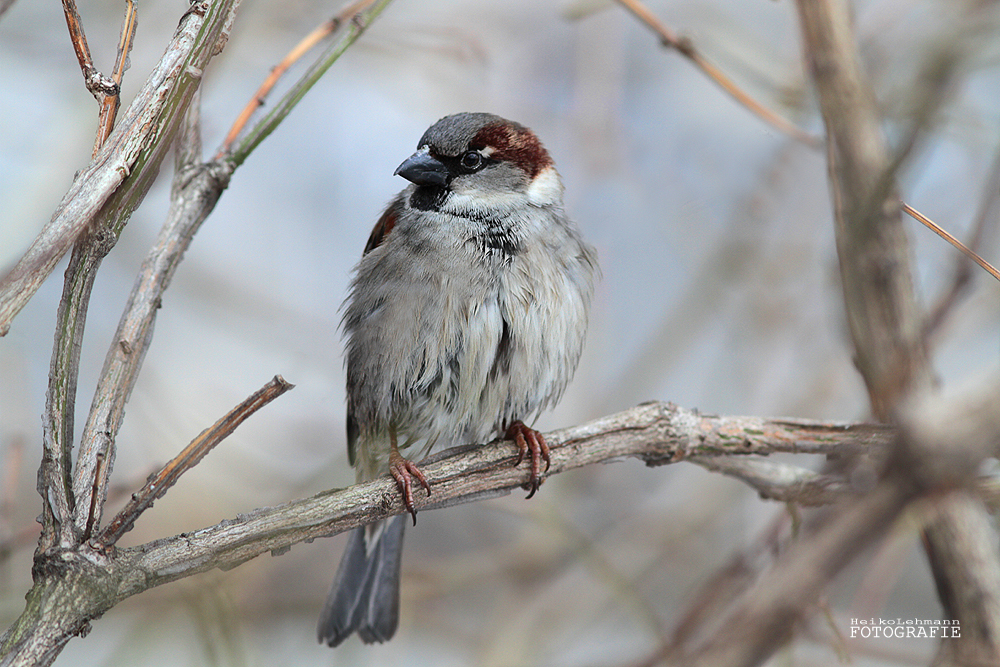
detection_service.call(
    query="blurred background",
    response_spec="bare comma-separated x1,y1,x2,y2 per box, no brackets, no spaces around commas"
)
1,0,998,665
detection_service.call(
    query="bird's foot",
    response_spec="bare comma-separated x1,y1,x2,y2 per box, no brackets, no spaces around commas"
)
506,420,550,499
389,450,430,525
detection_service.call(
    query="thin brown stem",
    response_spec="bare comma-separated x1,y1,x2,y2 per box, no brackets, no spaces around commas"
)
97,376,294,547
218,0,377,156
92,0,139,154
61,0,104,97
615,0,820,147
923,148,1000,338
904,203,1000,283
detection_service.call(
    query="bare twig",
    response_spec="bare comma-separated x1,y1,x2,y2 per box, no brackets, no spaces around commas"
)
219,0,380,155
618,0,995,317
67,87,233,538
905,203,1000,283
61,0,118,101
92,0,139,154
220,0,395,167
0,0,238,337
98,376,294,547
614,0,820,147
37,2,240,550
923,147,1000,338
3,402,891,666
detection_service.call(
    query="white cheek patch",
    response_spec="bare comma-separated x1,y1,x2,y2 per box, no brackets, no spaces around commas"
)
526,166,563,207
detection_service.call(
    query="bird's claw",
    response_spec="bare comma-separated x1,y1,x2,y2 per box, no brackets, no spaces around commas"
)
506,420,550,499
389,452,430,525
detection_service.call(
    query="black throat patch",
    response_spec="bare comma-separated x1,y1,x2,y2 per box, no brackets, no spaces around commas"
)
410,185,448,211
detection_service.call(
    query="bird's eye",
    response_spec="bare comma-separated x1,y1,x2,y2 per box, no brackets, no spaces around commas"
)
459,150,483,172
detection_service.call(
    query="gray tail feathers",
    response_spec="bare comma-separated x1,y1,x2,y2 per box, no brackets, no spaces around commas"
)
317,514,407,646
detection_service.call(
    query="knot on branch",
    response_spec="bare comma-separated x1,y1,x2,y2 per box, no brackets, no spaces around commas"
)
31,543,111,584
84,69,120,99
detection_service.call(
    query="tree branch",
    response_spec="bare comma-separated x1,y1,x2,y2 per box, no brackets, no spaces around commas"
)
33,411,882,619
674,373,1000,667
67,87,232,539
97,375,294,547
796,0,932,417
792,3,1000,665
614,0,820,147
0,0,239,337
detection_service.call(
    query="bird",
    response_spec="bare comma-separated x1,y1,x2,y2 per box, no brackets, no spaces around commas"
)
317,112,597,647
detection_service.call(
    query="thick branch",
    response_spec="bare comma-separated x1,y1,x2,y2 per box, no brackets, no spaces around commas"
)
69,94,234,538
3,403,884,666
677,373,1000,667
105,406,888,587
795,0,932,417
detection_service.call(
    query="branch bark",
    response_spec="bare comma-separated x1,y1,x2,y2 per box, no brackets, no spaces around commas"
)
794,2,1000,665
0,0,239,337
670,374,1000,667
0,403,892,666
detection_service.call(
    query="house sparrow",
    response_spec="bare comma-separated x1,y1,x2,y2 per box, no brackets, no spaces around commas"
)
318,112,597,646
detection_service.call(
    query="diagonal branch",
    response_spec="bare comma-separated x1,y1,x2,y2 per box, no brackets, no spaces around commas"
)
218,0,385,156
97,375,294,547
615,0,820,147
220,0,395,167
0,0,239,338
107,404,898,598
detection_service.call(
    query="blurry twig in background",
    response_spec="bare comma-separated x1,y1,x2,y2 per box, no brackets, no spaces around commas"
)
614,0,821,148
632,513,790,667
0,0,18,20
616,0,999,305
922,146,1000,339
673,376,1000,667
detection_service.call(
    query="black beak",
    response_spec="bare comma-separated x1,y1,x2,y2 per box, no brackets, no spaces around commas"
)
394,149,449,186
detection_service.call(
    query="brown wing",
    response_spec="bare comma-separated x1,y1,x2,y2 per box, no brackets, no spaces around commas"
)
348,195,405,464
363,195,404,255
